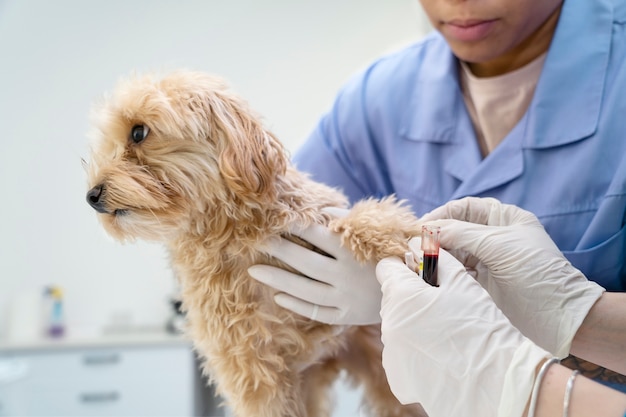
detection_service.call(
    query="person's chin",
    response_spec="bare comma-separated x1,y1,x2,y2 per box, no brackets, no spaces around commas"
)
448,44,498,65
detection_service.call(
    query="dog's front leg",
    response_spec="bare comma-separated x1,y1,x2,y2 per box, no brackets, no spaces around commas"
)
218,367,309,417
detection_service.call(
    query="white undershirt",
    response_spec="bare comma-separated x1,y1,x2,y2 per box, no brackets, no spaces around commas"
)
459,53,546,157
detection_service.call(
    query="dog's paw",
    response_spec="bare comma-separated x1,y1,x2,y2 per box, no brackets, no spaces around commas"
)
329,196,421,262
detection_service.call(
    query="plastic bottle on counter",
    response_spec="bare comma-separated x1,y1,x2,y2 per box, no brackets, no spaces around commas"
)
43,286,65,338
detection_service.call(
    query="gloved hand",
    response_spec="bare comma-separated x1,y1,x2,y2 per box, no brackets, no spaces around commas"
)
248,208,381,325
377,250,552,417
420,197,605,358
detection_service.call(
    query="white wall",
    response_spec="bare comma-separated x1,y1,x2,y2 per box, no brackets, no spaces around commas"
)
0,2,430,410
0,1,431,414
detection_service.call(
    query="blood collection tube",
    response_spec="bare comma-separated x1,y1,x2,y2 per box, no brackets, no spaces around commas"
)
421,224,440,286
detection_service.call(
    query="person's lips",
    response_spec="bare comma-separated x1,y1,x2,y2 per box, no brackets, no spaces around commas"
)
443,19,497,42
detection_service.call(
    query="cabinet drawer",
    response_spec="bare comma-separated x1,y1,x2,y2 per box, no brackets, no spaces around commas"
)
0,345,195,416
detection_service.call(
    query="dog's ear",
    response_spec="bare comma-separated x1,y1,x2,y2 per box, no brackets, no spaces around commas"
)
217,108,288,202
176,72,288,202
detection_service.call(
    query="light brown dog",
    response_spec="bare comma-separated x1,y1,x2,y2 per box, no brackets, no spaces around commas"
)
85,70,426,417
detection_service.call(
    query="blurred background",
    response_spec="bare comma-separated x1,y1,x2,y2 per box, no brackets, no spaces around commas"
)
0,1,431,415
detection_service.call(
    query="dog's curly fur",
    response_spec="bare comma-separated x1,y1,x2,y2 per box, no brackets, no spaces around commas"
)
85,70,426,417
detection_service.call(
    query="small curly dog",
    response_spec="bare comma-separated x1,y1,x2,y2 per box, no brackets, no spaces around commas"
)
85,70,426,417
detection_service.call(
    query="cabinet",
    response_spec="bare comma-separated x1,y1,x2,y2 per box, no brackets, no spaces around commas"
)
0,333,222,417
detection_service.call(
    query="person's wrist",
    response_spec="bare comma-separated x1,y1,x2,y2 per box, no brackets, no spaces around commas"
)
526,358,560,417
570,292,606,356
530,362,626,417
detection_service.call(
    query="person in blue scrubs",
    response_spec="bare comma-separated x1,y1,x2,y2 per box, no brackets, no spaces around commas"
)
249,0,626,393
294,0,626,292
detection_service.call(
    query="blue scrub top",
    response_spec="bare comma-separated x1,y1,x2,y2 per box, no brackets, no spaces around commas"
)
294,0,626,291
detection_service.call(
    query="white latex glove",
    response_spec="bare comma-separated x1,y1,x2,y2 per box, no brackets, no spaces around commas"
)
248,208,381,325
377,250,552,417
420,197,605,358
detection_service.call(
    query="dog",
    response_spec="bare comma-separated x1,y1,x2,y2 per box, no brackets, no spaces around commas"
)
85,70,426,417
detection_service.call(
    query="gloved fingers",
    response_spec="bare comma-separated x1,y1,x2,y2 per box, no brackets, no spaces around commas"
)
442,247,482,277
428,217,564,271
407,236,422,255
376,256,426,288
273,293,340,323
377,257,431,330
261,235,336,282
408,236,480,272
447,248,481,271
421,219,499,260
376,244,478,292
421,197,538,226
321,206,349,219
248,264,335,305
293,222,345,257
437,248,474,287
419,197,501,224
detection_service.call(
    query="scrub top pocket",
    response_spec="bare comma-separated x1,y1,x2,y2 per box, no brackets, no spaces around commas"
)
563,224,626,291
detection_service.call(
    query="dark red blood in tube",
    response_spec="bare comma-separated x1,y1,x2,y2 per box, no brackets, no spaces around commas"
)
422,253,439,287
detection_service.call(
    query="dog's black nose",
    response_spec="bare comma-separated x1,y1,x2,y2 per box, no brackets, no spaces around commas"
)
86,184,109,213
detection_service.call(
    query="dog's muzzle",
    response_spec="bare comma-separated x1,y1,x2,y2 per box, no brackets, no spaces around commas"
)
86,184,109,214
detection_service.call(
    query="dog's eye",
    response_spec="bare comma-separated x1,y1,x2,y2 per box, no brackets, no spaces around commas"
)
130,125,150,144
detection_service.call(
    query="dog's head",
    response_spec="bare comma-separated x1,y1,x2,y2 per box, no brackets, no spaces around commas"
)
85,71,288,242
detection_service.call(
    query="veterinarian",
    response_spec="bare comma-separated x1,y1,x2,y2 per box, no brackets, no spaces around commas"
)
249,0,626,395
295,0,626,292
373,197,626,417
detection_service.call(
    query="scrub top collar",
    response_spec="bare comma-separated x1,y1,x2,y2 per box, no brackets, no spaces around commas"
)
400,0,613,151
525,0,612,149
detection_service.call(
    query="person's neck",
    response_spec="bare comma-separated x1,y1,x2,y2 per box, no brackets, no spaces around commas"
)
467,6,562,78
